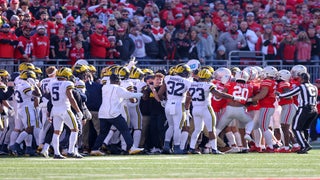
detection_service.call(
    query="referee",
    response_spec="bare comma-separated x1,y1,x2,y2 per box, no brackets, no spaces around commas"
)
278,72,318,154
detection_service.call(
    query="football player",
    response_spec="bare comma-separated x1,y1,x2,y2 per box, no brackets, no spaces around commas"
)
189,69,237,154
48,67,83,159
10,70,41,156
247,66,278,153
157,63,193,154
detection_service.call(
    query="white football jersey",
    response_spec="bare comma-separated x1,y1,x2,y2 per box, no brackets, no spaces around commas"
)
48,80,74,110
40,77,56,94
14,80,34,109
164,75,192,103
189,81,215,106
75,78,86,93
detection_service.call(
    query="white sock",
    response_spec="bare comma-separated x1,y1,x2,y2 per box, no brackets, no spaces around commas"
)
103,130,114,145
39,122,51,145
42,143,50,152
120,135,127,151
33,128,40,146
210,139,217,150
180,131,189,150
16,131,28,144
133,130,141,148
225,131,236,146
264,130,273,149
68,132,78,154
293,143,300,147
189,130,201,149
52,134,60,155
253,129,262,147
234,132,243,147
24,134,33,147
9,131,19,146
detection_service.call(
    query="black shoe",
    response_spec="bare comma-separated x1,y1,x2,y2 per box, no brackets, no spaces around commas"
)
67,153,83,158
188,148,201,154
54,154,66,159
297,147,308,154
305,146,312,152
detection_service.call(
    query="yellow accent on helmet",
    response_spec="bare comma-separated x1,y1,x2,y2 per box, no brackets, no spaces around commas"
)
168,66,176,75
0,69,9,77
230,67,241,75
72,64,89,74
103,65,120,77
34,67,43,74
175,63,191,77
129,67,144,79
115,66,130,80
198,69,212,80
100,67,107,78
57,67,73,79
88,64,97,73
201,65,214,74
20,70,37,80
142,68,154,75
18,62,35,72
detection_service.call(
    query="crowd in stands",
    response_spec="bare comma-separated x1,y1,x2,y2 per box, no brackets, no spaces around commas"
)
0,0,320,66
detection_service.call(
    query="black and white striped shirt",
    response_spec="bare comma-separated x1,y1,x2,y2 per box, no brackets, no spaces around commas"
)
279,83,318,108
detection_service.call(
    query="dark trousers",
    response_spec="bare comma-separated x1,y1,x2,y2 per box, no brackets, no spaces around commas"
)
146,113,167,149
292,106,318,148
92,115,133,151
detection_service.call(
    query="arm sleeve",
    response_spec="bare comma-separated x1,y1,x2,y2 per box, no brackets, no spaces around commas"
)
279,86,301,98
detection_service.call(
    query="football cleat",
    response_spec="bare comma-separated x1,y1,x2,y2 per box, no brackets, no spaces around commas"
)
40,150,49,158
277,148,291,153
129,147,144,155
67,153,83,158
53,154,67,159
212,149,224,155
225,147,240,153
188,148,201,154
291,146,300,153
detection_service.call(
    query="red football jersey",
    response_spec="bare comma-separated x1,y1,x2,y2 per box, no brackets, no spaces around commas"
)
290,78,300,106
69,47,84,65
226,81,253,105
247,80,261,111
277,81,294,106
211,80,227,112
259,79,277,108
15,36,33,59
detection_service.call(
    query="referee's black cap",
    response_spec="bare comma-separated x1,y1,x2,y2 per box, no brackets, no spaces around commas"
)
299,72,310,82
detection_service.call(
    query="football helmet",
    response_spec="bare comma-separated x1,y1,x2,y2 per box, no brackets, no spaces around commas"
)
18,62,35,72
263,66,278,78
88,64,97,73
253,66,263,78
20,70,37,80
175,63,191,78
72,64,89,74
142,68,154,76
103,65,120,77
201,65,214,74
57,67,73,79
168,66,176,75
214,67,232,81
230,67,241,76
198,69,212,80
129,67,144,79
243,66,258,81
0,69,9,77
291,65,307,79
220,74,231,85
277,69,291,82
235,70,250,82
116,66,130,80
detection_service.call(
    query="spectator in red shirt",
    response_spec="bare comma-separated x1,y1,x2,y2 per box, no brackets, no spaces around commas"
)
278,33,296,64
69,40,84,65
31,25,50,65
0,23,18,72
89,23,110,62
35,11,56,38
16,24,33,62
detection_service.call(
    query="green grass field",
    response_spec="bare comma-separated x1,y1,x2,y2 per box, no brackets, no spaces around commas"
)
1,151,320,179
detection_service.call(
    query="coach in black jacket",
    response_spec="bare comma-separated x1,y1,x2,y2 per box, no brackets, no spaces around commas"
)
278,73,318,154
